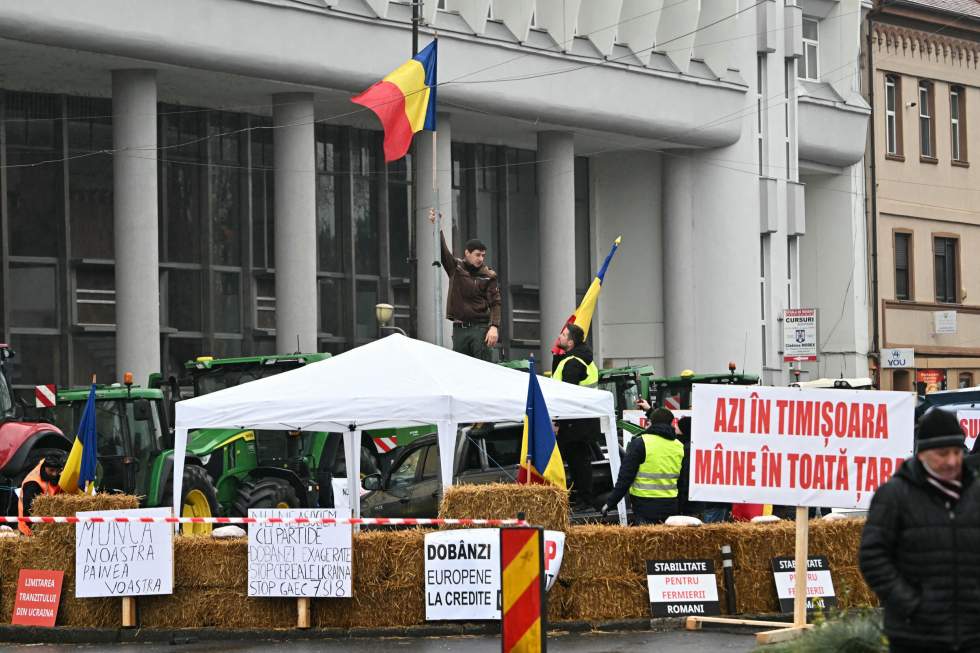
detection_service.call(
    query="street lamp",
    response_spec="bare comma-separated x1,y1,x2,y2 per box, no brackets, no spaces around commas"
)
375,303,407,336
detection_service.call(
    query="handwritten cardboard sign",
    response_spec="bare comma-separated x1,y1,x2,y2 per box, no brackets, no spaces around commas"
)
247,508,353,598
12,569,63,626
690,385,914,509
75,507,173,598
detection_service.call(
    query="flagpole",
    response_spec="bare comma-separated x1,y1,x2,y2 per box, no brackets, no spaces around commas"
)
431,31,443,348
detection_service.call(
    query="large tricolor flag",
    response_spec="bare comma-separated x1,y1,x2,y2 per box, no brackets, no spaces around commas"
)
517,357,566,487
550,236,622,355
58,383,98,494
352,40,437,162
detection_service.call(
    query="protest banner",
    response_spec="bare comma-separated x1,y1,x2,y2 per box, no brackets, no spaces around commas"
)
646,560,720,618
247,508,353,598
424,528,565,621
958,410,980,452
12,569,63,627
689,384,915,509
771,556,837,614
75,507,173,599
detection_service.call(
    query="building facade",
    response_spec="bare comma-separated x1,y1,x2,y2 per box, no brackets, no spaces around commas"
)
868,0,980,392
0,0,868,395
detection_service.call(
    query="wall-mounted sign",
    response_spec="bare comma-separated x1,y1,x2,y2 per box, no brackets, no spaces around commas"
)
881,348,914,369
916,369,946,394
783,308,818,362
771,556,837,613
646,559,720,618
934,311,957,335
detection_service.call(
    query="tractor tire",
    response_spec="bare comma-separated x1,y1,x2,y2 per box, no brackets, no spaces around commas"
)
162,464,220,536
231,477,301,516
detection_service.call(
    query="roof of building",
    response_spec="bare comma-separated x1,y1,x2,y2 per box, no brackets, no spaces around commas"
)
892,0,980,21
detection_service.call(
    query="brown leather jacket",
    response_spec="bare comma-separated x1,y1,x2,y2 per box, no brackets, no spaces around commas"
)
440,232,502,326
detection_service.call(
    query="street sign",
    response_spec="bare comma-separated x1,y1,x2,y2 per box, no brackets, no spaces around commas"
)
934,311,957,334
783,308,817,362
881,348,914,369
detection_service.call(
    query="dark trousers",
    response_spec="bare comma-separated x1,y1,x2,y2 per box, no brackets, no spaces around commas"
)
452,323,493,361
558,439,594,507
631,496,678,525
890,640,980,653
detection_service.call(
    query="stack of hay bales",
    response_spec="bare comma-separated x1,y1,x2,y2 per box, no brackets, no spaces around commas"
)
438,483,570,532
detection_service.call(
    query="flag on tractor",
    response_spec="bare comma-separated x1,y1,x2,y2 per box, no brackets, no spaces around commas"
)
550,236,622,355
517,357,566,487
352,40,437,162
58,383,98,494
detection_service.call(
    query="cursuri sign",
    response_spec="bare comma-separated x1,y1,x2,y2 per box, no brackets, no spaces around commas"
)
74,508,173,598
247,508,353,598
646,559,720,618
690,385,914,509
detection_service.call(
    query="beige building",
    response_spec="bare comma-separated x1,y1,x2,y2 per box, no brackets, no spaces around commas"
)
868,0,980,392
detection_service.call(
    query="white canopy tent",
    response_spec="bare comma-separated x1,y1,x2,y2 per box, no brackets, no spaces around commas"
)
173,334,625,524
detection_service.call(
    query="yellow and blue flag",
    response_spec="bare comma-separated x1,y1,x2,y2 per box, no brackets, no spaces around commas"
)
517,357,565,487
551,236,621,355
58,383,98,494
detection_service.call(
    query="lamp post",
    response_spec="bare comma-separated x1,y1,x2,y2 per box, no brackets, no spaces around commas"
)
375,303,407,336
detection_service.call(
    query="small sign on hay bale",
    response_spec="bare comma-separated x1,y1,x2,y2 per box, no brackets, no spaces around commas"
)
439,483,570,533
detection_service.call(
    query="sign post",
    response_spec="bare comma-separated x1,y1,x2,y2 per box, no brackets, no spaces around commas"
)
685,384,914,643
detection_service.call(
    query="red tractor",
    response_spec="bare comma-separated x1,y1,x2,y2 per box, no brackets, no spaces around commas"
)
0,344,71,517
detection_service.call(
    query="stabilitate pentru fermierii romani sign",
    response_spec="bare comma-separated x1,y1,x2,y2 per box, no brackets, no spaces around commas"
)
689,384,915,510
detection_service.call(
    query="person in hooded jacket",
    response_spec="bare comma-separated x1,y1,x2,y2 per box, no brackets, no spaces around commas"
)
601,407,685,525
552,323,600,509
859,407,980,652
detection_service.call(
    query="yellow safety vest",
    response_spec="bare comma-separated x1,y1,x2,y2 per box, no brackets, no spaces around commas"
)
629,433,684,499
553,355,599,386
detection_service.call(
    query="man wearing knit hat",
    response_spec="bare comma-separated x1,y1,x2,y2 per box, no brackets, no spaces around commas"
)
601,407,685,525
859,408,980,652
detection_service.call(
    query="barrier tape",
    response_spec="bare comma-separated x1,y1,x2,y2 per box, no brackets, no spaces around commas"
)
0,516,528,527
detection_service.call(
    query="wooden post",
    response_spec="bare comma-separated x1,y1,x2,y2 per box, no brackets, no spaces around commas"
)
793,506,809,628
297,597,311,629
121,597,137,628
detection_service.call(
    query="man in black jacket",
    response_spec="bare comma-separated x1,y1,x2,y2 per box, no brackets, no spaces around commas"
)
859,408,980,652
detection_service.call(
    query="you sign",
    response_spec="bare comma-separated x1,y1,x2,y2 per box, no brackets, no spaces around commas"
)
689,385,914,509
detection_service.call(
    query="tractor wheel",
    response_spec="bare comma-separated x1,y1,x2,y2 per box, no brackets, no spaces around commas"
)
162,464,220,536
231,477,300,516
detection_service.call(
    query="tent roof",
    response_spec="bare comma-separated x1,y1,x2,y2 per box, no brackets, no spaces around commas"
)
174,334,615,431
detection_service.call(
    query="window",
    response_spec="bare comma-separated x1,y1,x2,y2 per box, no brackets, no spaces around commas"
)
389,447,423,488
798,18,819,81
934,236,958,303
894,232,911,300
919,81,935,159
885,75,902,156
420,445,439,480
950,86,967,163
959,372,975,389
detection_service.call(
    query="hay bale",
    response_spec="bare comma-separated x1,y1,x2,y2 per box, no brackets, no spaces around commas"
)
30,493,140,540
439,483,569,533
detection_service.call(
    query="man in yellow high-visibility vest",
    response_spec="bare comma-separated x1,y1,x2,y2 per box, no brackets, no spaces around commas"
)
601,408,685,524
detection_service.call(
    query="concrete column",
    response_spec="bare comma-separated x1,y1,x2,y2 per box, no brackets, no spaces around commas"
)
112,70,160,385
536,131,576,368
415,113,452,347
273,93,317,353
662,156,696,376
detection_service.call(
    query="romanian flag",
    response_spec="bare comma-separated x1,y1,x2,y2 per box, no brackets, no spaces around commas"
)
550,236,622,355
59,383,98,494
352,40,437,162
517,357,566,487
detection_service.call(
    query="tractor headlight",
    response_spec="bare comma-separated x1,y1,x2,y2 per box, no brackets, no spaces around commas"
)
199,454,211,466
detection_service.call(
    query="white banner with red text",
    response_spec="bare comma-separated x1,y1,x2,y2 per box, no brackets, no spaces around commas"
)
689,384,915,510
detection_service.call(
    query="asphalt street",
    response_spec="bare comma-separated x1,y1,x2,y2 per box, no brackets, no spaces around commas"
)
0,630,757,652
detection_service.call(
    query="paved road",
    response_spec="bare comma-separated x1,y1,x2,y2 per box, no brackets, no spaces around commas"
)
0,630,757,652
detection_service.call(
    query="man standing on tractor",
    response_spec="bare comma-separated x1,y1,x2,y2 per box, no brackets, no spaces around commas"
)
432,210,501,361
553,323,600,509
18,451,66,536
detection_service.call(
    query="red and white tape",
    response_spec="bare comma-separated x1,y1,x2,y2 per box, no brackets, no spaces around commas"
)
1,516,527,527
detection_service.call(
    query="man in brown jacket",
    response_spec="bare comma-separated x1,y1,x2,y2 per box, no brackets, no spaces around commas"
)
432,211,501,360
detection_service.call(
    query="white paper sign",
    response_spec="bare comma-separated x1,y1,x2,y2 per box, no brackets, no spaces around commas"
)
689,384,915,509
958,410,980,453
935,310,957,334
783,308,818,362
75,507,173,598
424,529,565,621
881,348,914,369
331,479,351,515
247,509,352,598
